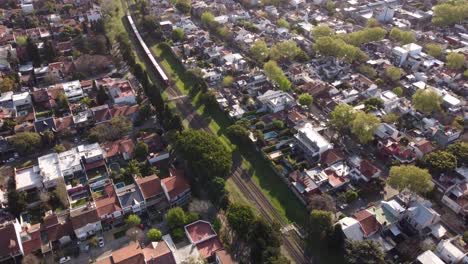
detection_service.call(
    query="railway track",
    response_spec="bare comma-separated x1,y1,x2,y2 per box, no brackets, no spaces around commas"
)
121,1,310,263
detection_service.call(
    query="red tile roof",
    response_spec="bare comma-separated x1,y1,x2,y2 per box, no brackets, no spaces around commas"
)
111,242,145,264
95,184,122,217
359,160,381,179
321,149,345,166
353,210,381,237
84,159,106,171
111,104,139,118
196,237,223,259
416,139,434,155
186,221,217,244
102,138,135,159
135,175,163,200
70,207,100,230
0,222,21,259
143,241,176,264
21,224,42,255
54,116,74,132
162,169,190,201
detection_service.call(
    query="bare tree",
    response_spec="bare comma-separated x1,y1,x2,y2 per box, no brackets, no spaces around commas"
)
39,190,51,206
54,177,69,209
307,194,336,212
126,227,144,242
22,254,40,264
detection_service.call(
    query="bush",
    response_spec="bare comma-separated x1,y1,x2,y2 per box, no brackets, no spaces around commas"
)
172,227,185,242
147,228,162,241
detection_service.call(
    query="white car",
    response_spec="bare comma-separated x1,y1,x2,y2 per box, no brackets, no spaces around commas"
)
59,256,71,263
98,236,105,248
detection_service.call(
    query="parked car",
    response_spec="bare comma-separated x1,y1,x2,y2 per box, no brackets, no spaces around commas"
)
98,236,105,248
59,256,71,263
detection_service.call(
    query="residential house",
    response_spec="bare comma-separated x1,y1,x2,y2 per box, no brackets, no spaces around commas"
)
95,240,176,264
441,182,468,216
416,250,445,264
409,138,434,159
94,184,123,226
70,203,102,240
161,168,191,207
433,125,461,147
110,104,139,122
0,219,23,262
349,157,381,182
135,175,168,211
401,201,441,236
289,170,320,201
116,184,145,214
98,78,136,105
185,220,224,260
15,165,43,192
435,238,468,264
294,122,333,162
62,80,84,102
102,138,135,161
20,223,42,256
91,104,112,124
257,90,295,113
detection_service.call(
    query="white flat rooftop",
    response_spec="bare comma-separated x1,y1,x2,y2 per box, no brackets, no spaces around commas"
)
15,165,42,191
38,153,62,182
58,148,82,170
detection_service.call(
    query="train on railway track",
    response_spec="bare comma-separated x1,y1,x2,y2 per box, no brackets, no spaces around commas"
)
126,13,169,85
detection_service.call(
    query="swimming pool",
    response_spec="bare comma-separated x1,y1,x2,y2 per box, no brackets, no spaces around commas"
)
115,182,126,189
264,131,278,140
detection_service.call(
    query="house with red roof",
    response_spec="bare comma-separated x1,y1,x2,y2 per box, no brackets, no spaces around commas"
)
162,168,191,207
94,183,123,226
101,137,135,161
97,78,137,106
0,219,24,263
184,220,224,260
134,175,168,210
349,157,382,182
95,240,176,264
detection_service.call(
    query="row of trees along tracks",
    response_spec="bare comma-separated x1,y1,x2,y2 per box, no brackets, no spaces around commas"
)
120,1,310,263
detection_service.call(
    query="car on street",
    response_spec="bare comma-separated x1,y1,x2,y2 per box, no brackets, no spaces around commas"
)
98,236,105,248
59,256,71,263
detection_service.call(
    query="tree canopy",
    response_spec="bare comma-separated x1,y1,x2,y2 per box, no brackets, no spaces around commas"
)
387,165,433,194
298,93,313,106
125,214,141,227
0,76,15,92
250,40,269,62
424,151,457,172
432,1,468,27
329,103,356,133
172,28,185,42
147,228,162,241
226,203,255,238
89,116,132,142
8,132,42,154
446,52,465,70
175,0,191,14
314,37,368,63
425,43,443,58
166,207,187,229
389,28,416,44
174,130,232,181
351,111,380,144
345,240,385,264
338,27,387,46
412,89,443,114
270,41,302,63
263,60,291,91
311,26,334,39
226,124,250,143
276,18,290,29
385,66,404,82
447,142,468,165
308,210,334,240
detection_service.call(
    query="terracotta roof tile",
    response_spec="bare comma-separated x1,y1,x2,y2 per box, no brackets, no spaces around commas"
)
0,222,21,258
135,175,163,200
112,242,145,264
70,207,100,230
321,149,345,166
353,210,380,236
162,169,190,200
143,241,176,264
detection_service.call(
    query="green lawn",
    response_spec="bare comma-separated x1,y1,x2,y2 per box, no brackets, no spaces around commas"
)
151,43,307,225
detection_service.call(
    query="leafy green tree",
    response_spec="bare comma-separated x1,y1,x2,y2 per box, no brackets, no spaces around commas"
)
0,76,15,92
382,113,399,124
328,224,345,250
344,190,359,203
226,124,249,143
387,165,433,194
464,231,468,243
464,69,468,78
166,207,186,229
135,141,149,160
56,92,69,109
392,86,404,97
424,151,457,172
314,37,368,63
208,177,227,205
201,11,217,30
263,60,291,91
357,65,377,79
125,214,141,227
351,111,380,144
385,66,404,82
89,116,132,142
446,52,465,70
364,97,384,111
329,103,356,134
270,41,302,62
311,26,334,39
9,132,42,154
298,93,313,106
147,228,162,241
339,27,387,46
425,43,443,58
389,28,416,44
227,203,255,238
272,120,284,129
447,142,468,165
174,130,232,180
345,240,385,264
249,219,285,264
308,210,333,240
43,40,57,63
432,1,468,26
412,89,443,114
222,76,234,87
250,40,269,62
175,0,191,13
276,18,290,29
7,191,26,217
172,28,185,42
366,18,379,27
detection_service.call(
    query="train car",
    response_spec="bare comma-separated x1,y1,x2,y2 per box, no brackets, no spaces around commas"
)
126,14,169,84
